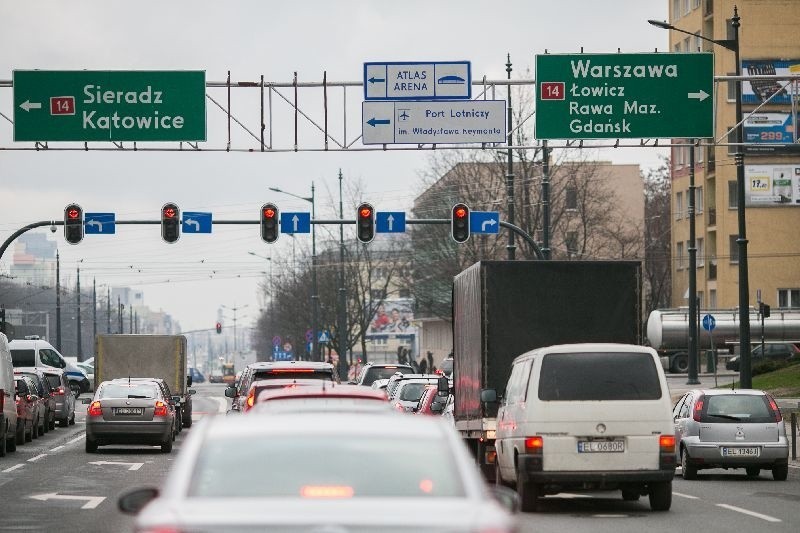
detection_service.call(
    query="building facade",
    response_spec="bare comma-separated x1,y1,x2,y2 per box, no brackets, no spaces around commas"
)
667,0,800,310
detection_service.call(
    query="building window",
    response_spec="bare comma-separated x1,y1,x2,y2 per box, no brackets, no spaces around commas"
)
565,184,578,210
693,32,702,52
695,143,704,163
370,289,386,300
729,235,739,263
683,0,691,15
697,238,705,266
676,242,684,270
728,180,738,208
397,289,410,298
692,0,701,10
697,291,704,308
683,36,691,51
675,191,683,219
709,289,717,309
566,231,579,255
727,73,736,101
672,0,681,20
778,289,800,308
371,337,388,347
727,125,736,155
696,187,704,214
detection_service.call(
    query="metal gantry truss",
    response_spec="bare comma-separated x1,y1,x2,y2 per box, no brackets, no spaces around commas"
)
1,72,799,153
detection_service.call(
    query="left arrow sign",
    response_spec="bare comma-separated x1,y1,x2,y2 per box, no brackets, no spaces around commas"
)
367,117,391,127
19,100,42,112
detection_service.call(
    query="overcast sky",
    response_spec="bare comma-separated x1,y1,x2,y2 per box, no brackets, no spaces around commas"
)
0,0,669,336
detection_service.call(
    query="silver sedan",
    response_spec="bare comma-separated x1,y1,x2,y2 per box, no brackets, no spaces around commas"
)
673,388,789,480
120,411,518,531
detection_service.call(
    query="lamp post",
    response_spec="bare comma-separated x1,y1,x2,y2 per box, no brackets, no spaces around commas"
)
221,303,248,359
269,184,319,362
649,7,751,387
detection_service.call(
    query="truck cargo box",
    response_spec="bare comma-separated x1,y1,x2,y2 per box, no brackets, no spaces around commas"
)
453,261,642,423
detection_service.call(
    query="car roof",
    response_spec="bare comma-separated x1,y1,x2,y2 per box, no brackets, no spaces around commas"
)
8,339,54,349
256,384,387,403
691,388,768,397
247,361,335,371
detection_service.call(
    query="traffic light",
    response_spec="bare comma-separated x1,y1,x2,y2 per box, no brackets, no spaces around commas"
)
356,203,375,244
760,302,771,318
215,322,222,334
161,202,180,244
260,203,279,243
64,203,84,245
451,203,470,243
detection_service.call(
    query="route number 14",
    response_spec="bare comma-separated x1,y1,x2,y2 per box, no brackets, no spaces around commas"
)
540,82,565,101
50,96,75,116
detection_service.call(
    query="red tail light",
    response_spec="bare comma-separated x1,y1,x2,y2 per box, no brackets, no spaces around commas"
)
766,395,782,422
88,401,103,417
692,395,705,422
525,436,544,453
300,485,354,499
154,400,168,417
53,386,65,396
659,434,676,452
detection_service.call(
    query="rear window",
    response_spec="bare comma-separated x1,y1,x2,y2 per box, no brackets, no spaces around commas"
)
98,383,158,399
538,352,662,401
702,394,774,423
10,349,36,367
45,374,61,388
189,435,465,498
362,366,413,385
398,382,427,402
254,369,334,382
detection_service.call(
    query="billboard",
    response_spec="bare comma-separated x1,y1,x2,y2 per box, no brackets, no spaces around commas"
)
742,60,800,105
367,298,417,336
744,112,800,154
744,165,800,206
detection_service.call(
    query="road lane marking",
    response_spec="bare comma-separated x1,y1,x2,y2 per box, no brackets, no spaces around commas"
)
27,454,47,462
49,445,64,452
29,492,106,509
88,460,143,471
716,504,781,523
673,492,700,500
2,464,25,473
65,434,84,446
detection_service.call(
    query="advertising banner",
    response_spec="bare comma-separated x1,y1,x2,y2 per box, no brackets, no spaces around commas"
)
744,112,800,154
742,60,800,105
744,165,800,206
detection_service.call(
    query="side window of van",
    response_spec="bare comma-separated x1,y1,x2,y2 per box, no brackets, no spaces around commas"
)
39,349,63,368
504,359,532,405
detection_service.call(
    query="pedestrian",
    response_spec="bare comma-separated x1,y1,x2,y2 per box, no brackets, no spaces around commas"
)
419,357,428,374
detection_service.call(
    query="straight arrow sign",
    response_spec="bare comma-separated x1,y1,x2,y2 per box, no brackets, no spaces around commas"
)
29,493,106,509
88,460,143,471
687,90,710,101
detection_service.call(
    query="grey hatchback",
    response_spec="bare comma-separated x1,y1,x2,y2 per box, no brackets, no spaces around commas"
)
86,380,175,453
673,389,789,480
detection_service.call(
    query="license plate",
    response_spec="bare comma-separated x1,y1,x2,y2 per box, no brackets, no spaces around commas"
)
114,407,144,415
721,447,760,457
577,440,625,453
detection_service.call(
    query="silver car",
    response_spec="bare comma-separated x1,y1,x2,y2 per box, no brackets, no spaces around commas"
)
120,411,518,531
41,368,76,427
673,389,789,480
85,380,175,454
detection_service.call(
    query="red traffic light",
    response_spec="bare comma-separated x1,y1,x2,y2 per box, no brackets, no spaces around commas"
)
163,207,177,219
359,207,373,218
215,322,222,334
454,207,467,219
67,208,80,220
263,208,276,219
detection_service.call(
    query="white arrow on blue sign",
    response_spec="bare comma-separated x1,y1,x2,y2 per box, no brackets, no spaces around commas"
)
84,213,115,235
376,212,405,233
702,314,716,331
182,212,212,234
469,211,500,234
280,212,311,234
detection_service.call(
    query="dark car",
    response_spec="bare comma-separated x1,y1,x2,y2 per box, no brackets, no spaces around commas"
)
14,368,56,434
189,368,206,384
352,363,415,387
42,368,76,427
226,361,337,413
725,343,800,372
111,378,186,436
14,376,38,444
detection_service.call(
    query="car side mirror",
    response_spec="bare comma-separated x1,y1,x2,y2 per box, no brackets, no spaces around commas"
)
188,389,197,395
224,386,236,398
187,375,193,387
431,402,444,413
437,376,449,396
480,389,498,404
118,487,160,515
487,485,520,514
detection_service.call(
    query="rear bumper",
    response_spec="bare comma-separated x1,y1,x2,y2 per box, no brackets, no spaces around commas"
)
519,454,674,486
86,419,172,443
686,442,789,466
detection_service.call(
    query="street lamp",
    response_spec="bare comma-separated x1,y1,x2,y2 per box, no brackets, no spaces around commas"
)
269,184,319,361
649,8,752,387
248,251,273,311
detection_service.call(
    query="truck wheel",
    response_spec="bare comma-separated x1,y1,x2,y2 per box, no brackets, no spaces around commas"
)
25,421,33,442
648,481,672,511
182,412,193,428
31,416,39,439
671,354,689,373
37,415,45,436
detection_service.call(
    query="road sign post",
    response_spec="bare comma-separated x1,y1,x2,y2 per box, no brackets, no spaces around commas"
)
13,70,206,142
535,53,713,139
702,314,718,385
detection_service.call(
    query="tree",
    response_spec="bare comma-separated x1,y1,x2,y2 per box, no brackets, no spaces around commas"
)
643,158,672,313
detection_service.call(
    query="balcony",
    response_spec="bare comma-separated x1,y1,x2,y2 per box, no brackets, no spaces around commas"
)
707,207,716,226
707,261,717,281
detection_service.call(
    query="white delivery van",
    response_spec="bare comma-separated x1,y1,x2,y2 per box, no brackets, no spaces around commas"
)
493,343,675,512
1,332,20,456
8,337,90,396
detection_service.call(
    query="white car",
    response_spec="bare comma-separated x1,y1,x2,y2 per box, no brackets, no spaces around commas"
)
120,411,518,531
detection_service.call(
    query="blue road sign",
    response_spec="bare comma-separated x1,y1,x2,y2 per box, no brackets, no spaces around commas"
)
182,211,212,234
272,336,282,347
318,331,330,343
470,211,500,234
281,212,311,234
364,61,471,101
84,212,115,235
702,314,716,331
376,212,406,233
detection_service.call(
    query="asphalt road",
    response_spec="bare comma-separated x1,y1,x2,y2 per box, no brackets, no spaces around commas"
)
2,381,799,533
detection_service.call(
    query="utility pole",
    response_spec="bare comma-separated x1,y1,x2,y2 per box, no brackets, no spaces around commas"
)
106,287,111,334
129,304,133,334
92,277,97,350
56,250,62,351
310,181,319,362
337,170,349,380
505,54,517,260
118,296,123,334
76,266,82,360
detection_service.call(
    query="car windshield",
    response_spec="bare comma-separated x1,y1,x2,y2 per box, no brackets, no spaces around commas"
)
398,382,428,402
10,349,36,367
703,394,774,423
538,352,662,401
253,369,334,382
189,435,465,498
362,366,412,386
98,383,158,399
44,375,61,388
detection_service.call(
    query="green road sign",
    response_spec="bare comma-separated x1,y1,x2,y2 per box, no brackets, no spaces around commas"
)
13,70,206,142
535,53,713,140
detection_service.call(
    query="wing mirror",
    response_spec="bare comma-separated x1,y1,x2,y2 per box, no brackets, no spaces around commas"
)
188,389,197,395
431,402,445,413
186,375,193,387
118,487,160,515
480,388,498,404
224,386,237,398
437,376,450,396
